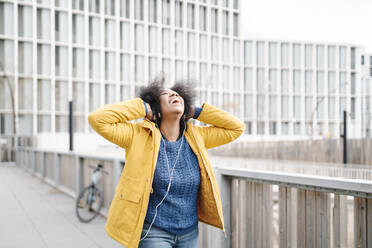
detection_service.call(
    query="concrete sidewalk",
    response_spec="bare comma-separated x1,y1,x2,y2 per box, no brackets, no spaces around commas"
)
0,163,123,248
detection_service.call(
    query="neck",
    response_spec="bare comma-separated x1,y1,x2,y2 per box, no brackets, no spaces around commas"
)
160,116,181,142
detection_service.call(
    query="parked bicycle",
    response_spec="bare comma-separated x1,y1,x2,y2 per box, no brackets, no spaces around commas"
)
76,164,106,223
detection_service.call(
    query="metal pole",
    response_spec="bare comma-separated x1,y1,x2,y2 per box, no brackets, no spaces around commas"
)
69,101,73,151
343,110,347,164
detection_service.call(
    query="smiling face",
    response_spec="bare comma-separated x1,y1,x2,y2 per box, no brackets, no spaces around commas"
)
159,89,184,118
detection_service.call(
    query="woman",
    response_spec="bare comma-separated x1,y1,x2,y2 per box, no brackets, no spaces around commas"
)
88,80,245,248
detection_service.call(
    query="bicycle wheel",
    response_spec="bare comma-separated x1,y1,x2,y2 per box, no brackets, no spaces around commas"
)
76,185,104,223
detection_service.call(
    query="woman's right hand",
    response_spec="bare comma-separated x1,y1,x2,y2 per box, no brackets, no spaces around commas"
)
145,102,153,121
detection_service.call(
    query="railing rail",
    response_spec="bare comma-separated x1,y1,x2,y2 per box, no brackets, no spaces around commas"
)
8,147,372,247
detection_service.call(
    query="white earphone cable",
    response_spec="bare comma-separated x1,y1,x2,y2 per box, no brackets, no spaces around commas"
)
140,125,186,241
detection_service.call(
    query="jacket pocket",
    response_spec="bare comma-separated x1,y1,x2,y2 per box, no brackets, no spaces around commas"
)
108,175,144,242
118,175,143,203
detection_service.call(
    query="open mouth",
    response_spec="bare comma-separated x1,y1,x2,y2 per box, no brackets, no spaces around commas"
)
170,98,181,105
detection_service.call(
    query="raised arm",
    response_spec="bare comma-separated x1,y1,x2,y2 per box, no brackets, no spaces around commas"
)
193,102,245,149
88,98,148,149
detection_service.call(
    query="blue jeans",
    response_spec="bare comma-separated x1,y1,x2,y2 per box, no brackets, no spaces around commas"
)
138,222,199,248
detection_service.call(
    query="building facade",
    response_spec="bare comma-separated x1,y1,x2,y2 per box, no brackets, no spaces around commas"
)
0,0,367,149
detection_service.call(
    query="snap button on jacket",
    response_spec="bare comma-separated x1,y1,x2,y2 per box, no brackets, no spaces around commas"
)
88,98,245,248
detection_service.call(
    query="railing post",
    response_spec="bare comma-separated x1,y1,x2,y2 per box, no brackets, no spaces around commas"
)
31,149,35,173
209,166,231,248
54,152,60,187
41,151,46,178
75,155,83,198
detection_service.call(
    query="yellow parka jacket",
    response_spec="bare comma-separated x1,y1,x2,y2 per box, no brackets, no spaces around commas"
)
88,98,245,248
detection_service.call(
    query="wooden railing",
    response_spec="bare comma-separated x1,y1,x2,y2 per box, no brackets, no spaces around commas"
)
202,157,372,248
10,147,372,247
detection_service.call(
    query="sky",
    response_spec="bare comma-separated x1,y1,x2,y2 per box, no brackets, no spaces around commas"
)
241,0,372,53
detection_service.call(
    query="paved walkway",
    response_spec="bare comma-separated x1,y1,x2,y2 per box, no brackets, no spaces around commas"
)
0,163,123,248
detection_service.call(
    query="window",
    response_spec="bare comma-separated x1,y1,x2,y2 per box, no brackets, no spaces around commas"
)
105,0,115,16
339,72,347,94
293,44,301,67
257,42,265,66
89,50,100,79
37,8,51,40
135,56,144,83
316,97,324,120
305,71,312,94
176,60,184,79
72,0,84,11
149,0,157,23
187,33,196,58
72,14,84,44
269,96,278,119
339,46,347,69
328,46,336,68
257,95,265,119
105,52,115,81
211,8,218,33
73,82,85,112
281,70,289,93
316,45,325,69
293,96,301,119
55,80,68,112
187,4,195,29
175,0,182,27
89,83,100,111
0,2,14,36
72,48,85,78
120,54,131,82
351,47,356,69
37,80,51,111
89,17,100,46
328,97,336,119
351,73,356,95
256,69,265,93
211,36,219,60
120,0,130,18
222,11,229,35
89,0,100,13
268,69,277,92
135,0,143,20
120,22,130,50
18,42,33,74
162,0,170,25
200,35,208,60
269,43,277,67
233,67,240,91
233,13,239,36
55,46,68,76
135,24,144,51
244,41,252,65
244,69,253,92
18,5,33,38
233,40,240,64
200,6,207,31
149,26,159,54
305,97,312,119
281,96,290,119
281,43,289,67
162,28,171,56
105,84,116,104
305,45,313,67
18,78,33,111
149,57,159,80
37,44,51,75
328,72,336,93
105,20,116,48
293,70,301,94
316,72,324,95
175,31,183,57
